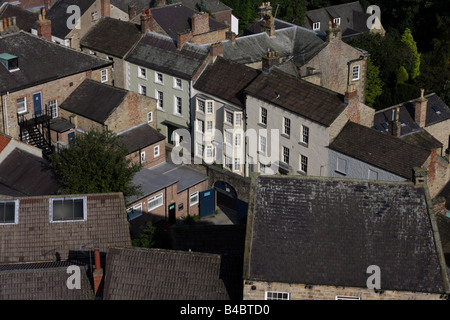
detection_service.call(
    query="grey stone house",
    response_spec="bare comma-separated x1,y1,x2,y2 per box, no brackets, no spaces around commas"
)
243,173,450,300
124,31,210,146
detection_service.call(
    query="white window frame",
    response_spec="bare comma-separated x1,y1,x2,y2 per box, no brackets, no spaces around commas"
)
138,67,147,79
190,192,199,206
265,291,290,300
335,295,361,300
47,99,58,118
101,69,108,83
49,197,87,223
206,101,214,114
300,154,308,174
282,146,290,165
312,22,320,30
336,157,347,175
148,193,163,211
174,96,182,116
197,99,205,113
225,155,232,170
154,145,160,157
225,110,234,125
260,107,267,125
140,151,146,163
352,65,360,81
139,84,147,96
197,119,204,133
206,120,213,134
225,130,233,145
333,17,341,25
283,117,291,136
173,77,183,90
147,111,153,123
234,158,240,171
91,11,99,22
156,90,164,110
155,72,164,84
206,145,213,158
17,97,27,114
197,143,204,157
259,135,267,155
301,125,309,145
235,113,242,126
235,133,241,146
0,200,19,225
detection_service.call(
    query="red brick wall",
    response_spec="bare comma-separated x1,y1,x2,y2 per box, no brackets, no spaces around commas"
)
127,139,166,169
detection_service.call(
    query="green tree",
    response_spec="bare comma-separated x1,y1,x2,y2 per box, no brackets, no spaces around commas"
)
401,28,421,79
49,129,141,198
365,57,384,107
132,222,156,248
396,65,409,84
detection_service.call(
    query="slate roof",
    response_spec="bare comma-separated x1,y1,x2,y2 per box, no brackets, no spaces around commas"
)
222,26,326,67
59,78,128,124
305,1,370,40
401,129,443,151
0,3,39,32
0,193,131,263
42,0,96,38
125,31,209,79
0,31,112,95
179,0,231,13
117,123,165,154
373,93,450,136
193,56,261,108
329,121,431,180
246,175,447,294
245,68,346,126
130,3,228,39
0,149,61,196
127,161,208,205
241,17,294,36
0,261,93,300
102,246,231,300
80,17,142,58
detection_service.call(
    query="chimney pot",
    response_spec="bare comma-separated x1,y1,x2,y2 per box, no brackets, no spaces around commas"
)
93,248,104,297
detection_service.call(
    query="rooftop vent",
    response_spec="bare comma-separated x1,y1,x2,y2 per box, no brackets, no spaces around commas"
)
0,53,19,72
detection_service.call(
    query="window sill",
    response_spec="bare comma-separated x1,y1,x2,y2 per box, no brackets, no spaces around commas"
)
334,170,347,176
257,122,267,128
298,141,309,148
297,170,307,176
281,133,290,139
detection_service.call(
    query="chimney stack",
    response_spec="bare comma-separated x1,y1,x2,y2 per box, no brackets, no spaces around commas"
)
263,14,275,37
37,9,52,41
93,248,104,297
128,4,137,20
226,31,236,43
101,0,111,17
210,42,223,61
413,167,428,188
414,88,428,128
44,0,51,10
192,12,210,36
389,106,402,137
344,84,361,123
140,9,153,34
326,20,341,42
177,30,192,50
262,49,280,72
258,2,273,19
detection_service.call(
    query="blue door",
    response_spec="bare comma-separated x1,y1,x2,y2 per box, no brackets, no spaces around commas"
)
199,189,216,218
68,132,75,145
33,93,42,116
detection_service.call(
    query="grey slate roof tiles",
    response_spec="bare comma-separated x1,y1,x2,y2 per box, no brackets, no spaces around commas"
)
117,123,165,154
245,68,346,126
329,121,432,179
125,31,209,79
102,246,231,300
59,78,128,124
0,31,112,94
247,175,446,294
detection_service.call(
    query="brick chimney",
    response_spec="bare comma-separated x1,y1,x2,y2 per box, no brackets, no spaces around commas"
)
210,42,223,61
37,9,52,41
414,88,428,128
226,31,236,43
177,30,192,49
344,84,360,123
262,49,280,72
140,9,153,34
263,14,275,37
192,12,210,36
258,2,273,19
413,166,428,188
93,248,104,297
101,0,110,17
389,106,402,137
128,3,137,20
326,20,341,42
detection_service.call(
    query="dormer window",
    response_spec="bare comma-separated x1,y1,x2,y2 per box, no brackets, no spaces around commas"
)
333,18,341,25
312,22,320,31
0,53,19,72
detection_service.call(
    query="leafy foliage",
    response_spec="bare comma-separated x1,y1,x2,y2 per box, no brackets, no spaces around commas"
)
401,28,420,79
49,129,141,198
365,57,383,107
